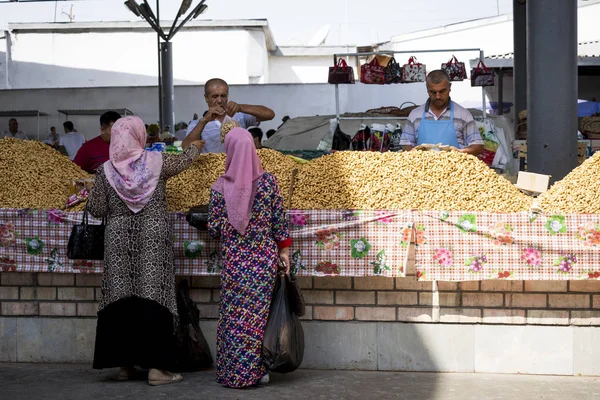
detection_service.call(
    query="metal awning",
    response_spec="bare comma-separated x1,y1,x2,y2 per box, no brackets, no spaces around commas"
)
57,108,134,117
0,110,49,117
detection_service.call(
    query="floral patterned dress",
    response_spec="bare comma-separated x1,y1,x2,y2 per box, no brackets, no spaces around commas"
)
208,172,290,388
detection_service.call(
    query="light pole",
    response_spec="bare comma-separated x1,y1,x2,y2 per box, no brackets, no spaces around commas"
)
124,0,208,133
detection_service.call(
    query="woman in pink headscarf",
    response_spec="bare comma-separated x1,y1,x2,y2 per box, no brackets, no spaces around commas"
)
208,127,291,389
86,116,204,386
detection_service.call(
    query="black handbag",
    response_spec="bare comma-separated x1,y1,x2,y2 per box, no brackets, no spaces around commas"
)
328,58,355,84
67,208,106,260
186,205,209,231
332,125,352,151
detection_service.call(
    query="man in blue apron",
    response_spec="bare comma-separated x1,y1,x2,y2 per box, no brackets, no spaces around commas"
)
400,70,484,156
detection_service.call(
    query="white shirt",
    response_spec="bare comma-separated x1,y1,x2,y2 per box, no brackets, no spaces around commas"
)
174,129,188,141
60,132,86,160
1,130,28,140
186,112,258,153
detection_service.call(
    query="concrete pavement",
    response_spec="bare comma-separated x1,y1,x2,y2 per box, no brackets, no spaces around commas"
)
1,363,600,400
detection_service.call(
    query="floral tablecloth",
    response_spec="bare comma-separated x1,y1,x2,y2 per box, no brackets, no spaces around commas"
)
0,208,412,277
413,211,600,281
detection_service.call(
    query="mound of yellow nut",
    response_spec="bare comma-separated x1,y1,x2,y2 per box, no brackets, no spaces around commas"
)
538,151,600,214
293,150,531,212
0,138,91,209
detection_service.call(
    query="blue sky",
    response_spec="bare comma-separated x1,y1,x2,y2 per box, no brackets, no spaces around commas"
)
1,0,514,45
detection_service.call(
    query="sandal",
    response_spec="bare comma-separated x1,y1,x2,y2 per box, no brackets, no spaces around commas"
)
113,366,139,381
148,372,183,386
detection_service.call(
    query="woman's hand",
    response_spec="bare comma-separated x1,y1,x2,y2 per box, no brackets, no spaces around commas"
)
190,140,205,151
278,247,290,274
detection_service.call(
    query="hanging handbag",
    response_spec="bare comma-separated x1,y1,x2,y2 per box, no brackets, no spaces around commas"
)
351,125,371,151
328,58,355,84
186,204,209,231
67,207,106,260
384,57,403,84
332,124,352,151
470,60,495,87
401,56,426,83
360,57,386,85
441,55,468,81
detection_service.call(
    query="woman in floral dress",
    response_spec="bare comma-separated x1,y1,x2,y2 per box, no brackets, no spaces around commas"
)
87,116,204,386
208,127,291,388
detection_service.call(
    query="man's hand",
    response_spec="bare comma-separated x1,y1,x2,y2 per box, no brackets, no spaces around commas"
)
226,101,242,117
202,106,226,122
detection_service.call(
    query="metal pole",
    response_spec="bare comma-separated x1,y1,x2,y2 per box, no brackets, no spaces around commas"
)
527,0,578,181
161,41,174,133
513,0,527,125
335,84,340,121
156,0,163,131
497,69,504,116
37,111,40,141
480,50,486,120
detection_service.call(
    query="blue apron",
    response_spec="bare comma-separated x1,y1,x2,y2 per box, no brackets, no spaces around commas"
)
416,102,460,148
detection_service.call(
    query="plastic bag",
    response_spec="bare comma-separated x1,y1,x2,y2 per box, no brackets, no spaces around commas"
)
388,123,403,152
286,273,306,317
173,280,213,372
220,115,239,143
262,274,305,373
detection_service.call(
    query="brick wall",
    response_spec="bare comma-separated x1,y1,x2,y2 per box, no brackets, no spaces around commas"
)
2,272,600,326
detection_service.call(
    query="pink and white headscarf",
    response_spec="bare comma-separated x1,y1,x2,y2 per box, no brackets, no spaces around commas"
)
212,127,264,235
103,116,163,213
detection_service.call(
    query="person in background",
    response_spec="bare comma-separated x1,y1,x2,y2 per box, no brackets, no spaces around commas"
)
147,124,160,145
74,111,121,173
266,129,276,139
87,116,205,387
159,125,175,143
43,126,60,148
189,113,199,126
174,122,189,141
1,118,27,140
400,70,484,155
208,127,290,388
60,121,86,160
248,127,263,149
277,115,290,130
186,78,275,153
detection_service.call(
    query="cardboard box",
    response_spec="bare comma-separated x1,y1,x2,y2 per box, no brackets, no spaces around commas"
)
515,171,551,194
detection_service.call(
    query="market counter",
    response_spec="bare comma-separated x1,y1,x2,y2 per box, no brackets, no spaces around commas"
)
1,208,599,282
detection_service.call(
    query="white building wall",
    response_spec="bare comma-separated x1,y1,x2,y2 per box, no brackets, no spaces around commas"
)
4,28,267,89
268,56,337,84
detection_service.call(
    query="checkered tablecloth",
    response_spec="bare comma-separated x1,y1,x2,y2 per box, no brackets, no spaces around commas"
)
413,211,600,281
0,208,412,277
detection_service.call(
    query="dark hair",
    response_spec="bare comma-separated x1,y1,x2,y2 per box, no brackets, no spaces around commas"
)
100,111,122,127
63,121,74,131
426,70,451,84
204,78,228,95
248,127,263,142
50,126,56,130
266,129,276,138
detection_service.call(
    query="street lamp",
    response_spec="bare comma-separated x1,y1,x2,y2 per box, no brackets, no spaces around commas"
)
124,0,208,133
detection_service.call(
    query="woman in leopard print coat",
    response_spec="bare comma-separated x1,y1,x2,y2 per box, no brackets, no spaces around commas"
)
87,116,204,386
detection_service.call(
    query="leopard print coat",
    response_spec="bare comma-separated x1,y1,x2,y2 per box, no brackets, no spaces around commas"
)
87,145,200,325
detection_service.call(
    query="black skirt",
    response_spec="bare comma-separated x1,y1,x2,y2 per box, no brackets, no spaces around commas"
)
93,296,176,370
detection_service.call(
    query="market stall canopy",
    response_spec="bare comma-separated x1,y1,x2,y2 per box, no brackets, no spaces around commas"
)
0,110,49,117
57,108,134,117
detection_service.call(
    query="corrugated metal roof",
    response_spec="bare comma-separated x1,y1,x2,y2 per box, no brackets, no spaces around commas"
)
57,109,133,116
0,110,48,117
470,41,600,68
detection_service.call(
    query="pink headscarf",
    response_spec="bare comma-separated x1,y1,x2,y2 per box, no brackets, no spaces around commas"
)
103,116,163,213
212,127,264,235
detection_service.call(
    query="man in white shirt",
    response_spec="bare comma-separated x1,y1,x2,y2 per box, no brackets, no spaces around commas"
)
184,78,275,153
60,121,86,160
1,118,28,140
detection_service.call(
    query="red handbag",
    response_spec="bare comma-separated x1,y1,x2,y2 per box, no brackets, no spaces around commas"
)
328,58,355,84
470,60,495,87
360,58,386,85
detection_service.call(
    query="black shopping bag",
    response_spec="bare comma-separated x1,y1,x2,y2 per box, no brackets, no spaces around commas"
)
173,280,213,372
262,274,305,373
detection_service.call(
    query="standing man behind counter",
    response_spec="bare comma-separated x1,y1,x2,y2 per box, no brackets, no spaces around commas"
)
184,78,275,153
74,111,121,173
400,70,484,156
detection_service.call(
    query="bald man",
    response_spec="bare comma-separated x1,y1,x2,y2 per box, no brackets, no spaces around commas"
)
183,78,275,153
